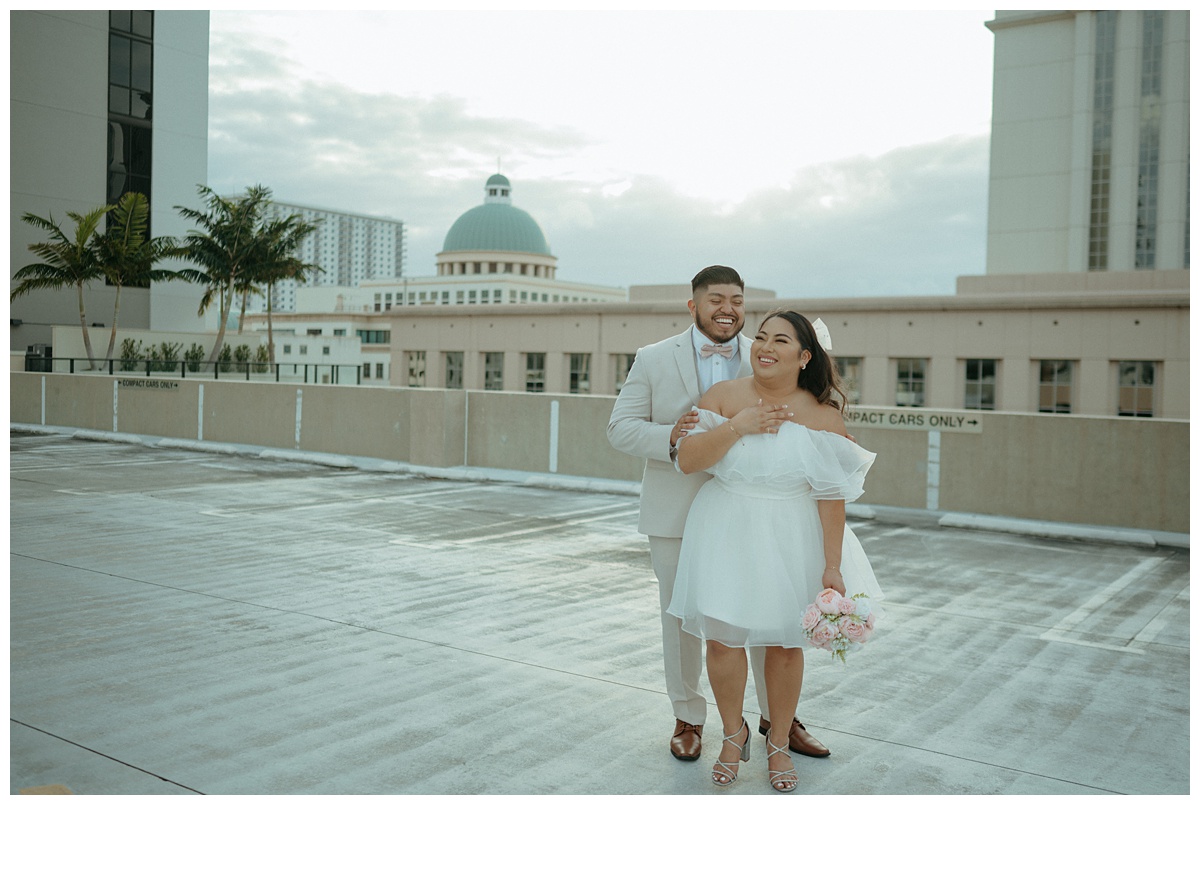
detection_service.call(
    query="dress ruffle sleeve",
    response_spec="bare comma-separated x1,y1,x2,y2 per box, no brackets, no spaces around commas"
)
793,426,876,502
671,408,726,474
701,410,875,502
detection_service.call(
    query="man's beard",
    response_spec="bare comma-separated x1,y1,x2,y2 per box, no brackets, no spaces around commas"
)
695,312,744,343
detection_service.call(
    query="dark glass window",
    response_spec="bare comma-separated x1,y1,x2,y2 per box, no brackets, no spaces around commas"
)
107,11,154,231
1117,361,1156,417
484,352,504,390
569,353,591,394
895,359,926,408
1038,361,1073,414
1088,11,1116,270
964,359,997,410
524,353,545,392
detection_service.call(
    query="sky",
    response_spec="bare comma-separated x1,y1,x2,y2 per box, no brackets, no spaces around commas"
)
206,7,996,298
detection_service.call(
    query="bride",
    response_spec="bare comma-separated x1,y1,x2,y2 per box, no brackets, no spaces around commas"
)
667,310,881,793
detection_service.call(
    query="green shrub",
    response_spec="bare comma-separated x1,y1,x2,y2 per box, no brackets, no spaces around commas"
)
184,343,205,373
233,344,251,372
158,341,181,372
254,344,270,373
218,344,233,372
119,338,143,372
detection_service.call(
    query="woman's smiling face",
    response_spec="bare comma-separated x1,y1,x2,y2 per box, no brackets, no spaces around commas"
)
751,315,812,383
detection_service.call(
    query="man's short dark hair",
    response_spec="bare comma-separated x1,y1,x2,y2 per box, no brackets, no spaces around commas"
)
691,265,744,293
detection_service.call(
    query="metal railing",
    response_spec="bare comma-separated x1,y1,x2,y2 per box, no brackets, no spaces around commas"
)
22,356,364,385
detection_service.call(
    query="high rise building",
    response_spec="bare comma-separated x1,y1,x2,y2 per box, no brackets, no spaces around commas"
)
255,202,406,313
9,10,210,347
985,9,1189,274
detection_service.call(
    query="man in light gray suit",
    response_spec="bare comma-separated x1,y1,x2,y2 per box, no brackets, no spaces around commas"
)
607,265,831,762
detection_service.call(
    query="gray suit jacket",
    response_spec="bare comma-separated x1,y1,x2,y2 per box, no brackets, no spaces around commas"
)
607,326,753,538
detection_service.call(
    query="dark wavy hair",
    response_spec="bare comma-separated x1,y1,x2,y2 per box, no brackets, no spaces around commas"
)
691,265,744,293
760,310,848,413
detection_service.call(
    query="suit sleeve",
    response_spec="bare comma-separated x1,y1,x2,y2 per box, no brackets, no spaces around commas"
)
606,348,674,464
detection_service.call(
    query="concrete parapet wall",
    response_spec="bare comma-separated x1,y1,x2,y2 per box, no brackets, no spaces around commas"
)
10,371,1188,533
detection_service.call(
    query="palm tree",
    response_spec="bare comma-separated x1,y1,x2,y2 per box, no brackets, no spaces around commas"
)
174,184,271,367
94,191,184,363
251,212,322,369
11,205,112,370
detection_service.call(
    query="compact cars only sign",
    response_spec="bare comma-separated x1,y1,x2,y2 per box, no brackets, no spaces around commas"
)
844,407,983,434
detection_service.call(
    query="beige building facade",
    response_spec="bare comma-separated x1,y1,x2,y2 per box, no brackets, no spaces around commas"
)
272,267,1187,419
985,10,1189,275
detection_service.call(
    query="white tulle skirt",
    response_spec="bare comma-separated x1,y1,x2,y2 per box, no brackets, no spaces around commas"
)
667,478,883,649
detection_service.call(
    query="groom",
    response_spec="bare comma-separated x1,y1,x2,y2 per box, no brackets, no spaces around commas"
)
607,265,831,761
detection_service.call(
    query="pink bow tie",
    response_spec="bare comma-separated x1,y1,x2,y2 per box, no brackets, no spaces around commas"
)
700,343,733,358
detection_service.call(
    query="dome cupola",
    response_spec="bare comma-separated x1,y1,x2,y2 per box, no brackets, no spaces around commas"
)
437,175,557,279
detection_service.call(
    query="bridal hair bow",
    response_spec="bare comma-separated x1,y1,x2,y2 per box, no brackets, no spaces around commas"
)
811,317,833,352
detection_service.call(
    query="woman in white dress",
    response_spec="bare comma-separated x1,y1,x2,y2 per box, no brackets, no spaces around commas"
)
667,310,880,793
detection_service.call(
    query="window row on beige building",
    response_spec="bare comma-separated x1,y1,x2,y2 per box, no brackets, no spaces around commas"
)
276,270,1189,420
392,348,1174,419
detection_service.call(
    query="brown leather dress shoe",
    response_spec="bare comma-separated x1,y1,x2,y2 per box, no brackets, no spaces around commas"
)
758,716,831,758
671,719,703,761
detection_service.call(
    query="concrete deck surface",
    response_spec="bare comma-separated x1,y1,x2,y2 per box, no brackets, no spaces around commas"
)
8,429,1191,796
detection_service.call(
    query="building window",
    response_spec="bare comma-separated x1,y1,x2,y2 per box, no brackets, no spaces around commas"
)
1089,10,1117,270
107,12,153,215
333,329,346,336
484,352,504,391
1117,361,1156,416
375,362,384,380
407,351,426,387
964,359,997,410
283,344,292,355
614,354,636,393
834,357,863,406
1038,361,1073,413
322,346,330,355
524,353,545,392
1135,10,1165,268
895,359,926,407
445,351,464,390
299,345,308,356
362,362,371,377
569,353,591,394
307,328,321,336
356,330,390,344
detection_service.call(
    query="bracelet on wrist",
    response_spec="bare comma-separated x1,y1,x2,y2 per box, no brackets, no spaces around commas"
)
728,422,742,438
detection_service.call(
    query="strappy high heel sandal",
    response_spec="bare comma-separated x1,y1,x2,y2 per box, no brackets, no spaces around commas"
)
765,735,799,793
712,718,751,787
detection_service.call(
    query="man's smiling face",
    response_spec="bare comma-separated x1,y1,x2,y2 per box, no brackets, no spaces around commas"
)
688,283,746,344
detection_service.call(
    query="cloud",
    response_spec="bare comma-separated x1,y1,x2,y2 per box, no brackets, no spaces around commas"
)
208,30,988,299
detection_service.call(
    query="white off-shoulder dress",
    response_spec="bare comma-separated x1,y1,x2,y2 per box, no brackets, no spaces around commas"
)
667,409,883,649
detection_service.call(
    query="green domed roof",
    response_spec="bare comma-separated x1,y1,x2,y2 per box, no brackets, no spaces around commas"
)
441,176,552,256
443,204,551,255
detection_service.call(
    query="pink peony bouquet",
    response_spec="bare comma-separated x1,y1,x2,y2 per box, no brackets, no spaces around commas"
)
802,588,877,662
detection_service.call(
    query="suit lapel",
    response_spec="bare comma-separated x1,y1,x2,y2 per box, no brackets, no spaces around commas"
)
735,332,753,380
673,328,702,404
